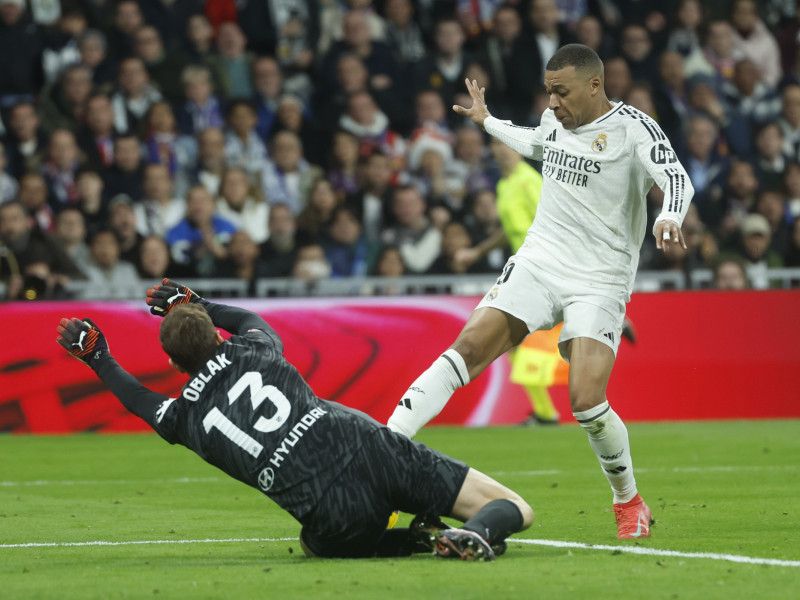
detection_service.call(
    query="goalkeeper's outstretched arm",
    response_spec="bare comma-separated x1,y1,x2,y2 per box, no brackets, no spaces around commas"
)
56,317,167,428
145,279,284,353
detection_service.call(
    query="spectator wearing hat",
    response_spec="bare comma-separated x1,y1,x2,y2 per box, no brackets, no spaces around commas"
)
734,213,783,289
754,188,792,256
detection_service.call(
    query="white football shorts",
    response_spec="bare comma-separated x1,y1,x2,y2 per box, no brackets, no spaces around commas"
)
475,255,626,361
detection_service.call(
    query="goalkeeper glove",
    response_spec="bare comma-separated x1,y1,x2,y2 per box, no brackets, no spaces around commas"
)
145,278,205,317
56,317,110,368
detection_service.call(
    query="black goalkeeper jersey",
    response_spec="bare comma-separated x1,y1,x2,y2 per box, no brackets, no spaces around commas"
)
96,303,386,522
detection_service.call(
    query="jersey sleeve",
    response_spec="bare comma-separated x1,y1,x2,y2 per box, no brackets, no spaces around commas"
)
204,302,284,353
630,119,695,233
93,355,169,430
484,116,544,160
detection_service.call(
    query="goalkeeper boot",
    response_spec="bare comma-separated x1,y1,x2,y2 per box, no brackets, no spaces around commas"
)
435,528,496,562
409,513,451,549
614,494,654,539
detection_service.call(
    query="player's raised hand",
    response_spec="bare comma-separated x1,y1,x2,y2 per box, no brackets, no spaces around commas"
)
145,278,204,317
56,317,110,367
453,78,491,129
654,220,686,252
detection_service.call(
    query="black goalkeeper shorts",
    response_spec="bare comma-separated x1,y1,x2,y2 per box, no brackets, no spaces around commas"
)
300,427,469,558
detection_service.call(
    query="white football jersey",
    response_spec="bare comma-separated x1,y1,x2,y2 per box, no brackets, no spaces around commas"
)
485,103,693,298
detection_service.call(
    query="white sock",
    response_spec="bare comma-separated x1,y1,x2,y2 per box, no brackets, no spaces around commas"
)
573,401,638,504
387,349,470,438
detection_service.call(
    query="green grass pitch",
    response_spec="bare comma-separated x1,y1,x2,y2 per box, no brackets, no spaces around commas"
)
2,421,798,600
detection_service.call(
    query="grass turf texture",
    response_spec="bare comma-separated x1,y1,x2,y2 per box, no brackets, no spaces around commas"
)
2,421,798,600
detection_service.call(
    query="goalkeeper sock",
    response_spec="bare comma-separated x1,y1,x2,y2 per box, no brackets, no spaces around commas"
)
462,499,524,545
574,400,638,504
387,349,469,438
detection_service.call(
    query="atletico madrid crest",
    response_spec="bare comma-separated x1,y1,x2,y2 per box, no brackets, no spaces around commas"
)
592,133,607,152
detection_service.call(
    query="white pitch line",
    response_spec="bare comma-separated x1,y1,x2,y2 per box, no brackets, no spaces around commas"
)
512,538,800,568
0,477,221,487
1,536,798,568
490,465,798,477
0,537,290,549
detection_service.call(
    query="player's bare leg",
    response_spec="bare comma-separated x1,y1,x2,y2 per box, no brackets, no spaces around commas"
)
387,308,528,438
566,337,652,538
431,468,533,561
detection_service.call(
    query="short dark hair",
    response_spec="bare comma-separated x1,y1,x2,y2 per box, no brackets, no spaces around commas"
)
546,44,603,77
160,304,219,374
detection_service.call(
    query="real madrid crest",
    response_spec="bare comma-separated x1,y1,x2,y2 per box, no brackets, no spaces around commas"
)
487,287,499,301
592,133,607,152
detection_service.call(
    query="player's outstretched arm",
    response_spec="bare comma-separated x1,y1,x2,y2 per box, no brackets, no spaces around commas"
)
145,279,283,352
56,318,168,427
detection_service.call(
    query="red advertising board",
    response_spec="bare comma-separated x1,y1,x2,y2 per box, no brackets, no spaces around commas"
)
1,291,798,434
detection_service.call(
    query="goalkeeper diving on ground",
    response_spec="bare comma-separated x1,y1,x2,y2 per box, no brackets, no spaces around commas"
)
55,279,532,561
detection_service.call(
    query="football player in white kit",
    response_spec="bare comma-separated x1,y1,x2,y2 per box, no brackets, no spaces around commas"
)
387,44,694,539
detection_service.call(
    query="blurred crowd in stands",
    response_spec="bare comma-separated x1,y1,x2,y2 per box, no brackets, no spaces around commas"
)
1,0,800,300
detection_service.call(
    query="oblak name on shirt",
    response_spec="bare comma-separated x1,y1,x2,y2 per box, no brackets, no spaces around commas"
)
182,354,232,401
541,146,602,188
